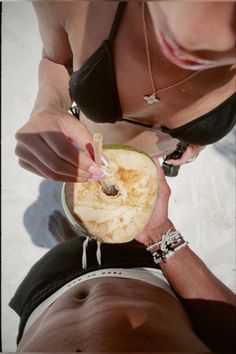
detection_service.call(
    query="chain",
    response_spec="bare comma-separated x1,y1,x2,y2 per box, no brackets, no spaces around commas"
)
142,2,203,97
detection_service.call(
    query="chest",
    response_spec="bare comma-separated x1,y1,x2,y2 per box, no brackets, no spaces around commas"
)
65,2,235,128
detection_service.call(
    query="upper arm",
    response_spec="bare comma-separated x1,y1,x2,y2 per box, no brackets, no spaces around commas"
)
32,2,73,66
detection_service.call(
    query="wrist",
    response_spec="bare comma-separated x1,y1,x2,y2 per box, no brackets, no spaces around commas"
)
150,219,176,247
160,244,190,269
32,84,71,115
31,103,71,120
146,228,188,264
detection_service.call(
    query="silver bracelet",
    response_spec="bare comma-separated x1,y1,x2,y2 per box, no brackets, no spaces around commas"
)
146,229,188,264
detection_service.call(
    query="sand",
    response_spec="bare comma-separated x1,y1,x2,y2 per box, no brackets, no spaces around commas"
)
2,2,235,351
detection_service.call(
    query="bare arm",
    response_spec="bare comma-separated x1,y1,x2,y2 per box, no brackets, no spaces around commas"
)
15,3,105,182
32,1,74,113
160,245,236,351
161,245,235,304
32,58,72,114
136,160,235,351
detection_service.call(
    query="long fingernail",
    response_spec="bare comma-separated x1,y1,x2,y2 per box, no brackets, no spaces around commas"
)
101,154,110,167
88,174,107,182
88,165,109,177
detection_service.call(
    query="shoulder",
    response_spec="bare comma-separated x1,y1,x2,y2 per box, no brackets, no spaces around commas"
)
32,1,81,26
32,1,117,29
32,1,118,65
32,1,87,64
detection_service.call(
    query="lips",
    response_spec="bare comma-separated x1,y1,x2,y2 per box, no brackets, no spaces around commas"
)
157,30,216,70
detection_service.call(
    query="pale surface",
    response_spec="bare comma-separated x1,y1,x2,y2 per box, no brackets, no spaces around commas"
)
2,2,235,352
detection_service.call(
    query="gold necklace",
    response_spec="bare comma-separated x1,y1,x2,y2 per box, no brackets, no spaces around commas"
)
142,2,202,104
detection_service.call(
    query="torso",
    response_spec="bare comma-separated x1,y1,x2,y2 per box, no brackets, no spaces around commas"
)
37,1,236,149
20,278,209,351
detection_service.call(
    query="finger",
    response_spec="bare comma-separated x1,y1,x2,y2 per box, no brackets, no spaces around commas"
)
41,129,107,177
18,159,44,178
85,142,95,161
41,129,90,168
152,156,167,185
57,114,94,153
21,136,92,179
40,131,103,176
135,231,154,247
17,149,89,183
19,158,88,183
165,148,194,166
165,158,184,166
152,156,171,203
165,144,205,166
152,156,170,195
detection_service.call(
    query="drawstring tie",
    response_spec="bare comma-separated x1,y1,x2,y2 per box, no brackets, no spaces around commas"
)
82,236,102,269
96,241,102,266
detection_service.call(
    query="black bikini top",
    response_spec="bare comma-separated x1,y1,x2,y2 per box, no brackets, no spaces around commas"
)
69,2,236,145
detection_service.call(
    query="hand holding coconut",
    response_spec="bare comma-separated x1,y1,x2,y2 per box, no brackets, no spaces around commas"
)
63,139,175,245
15,108,108,183
135,157,175,246
15,59,109,183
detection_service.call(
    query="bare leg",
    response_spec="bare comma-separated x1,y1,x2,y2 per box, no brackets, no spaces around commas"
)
48,210,78,243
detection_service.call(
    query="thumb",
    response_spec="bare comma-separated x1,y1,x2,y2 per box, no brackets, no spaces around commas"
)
152,156,167,185
152,155,171,202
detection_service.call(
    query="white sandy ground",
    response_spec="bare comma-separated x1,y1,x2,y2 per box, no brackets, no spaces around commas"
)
2,2,235,352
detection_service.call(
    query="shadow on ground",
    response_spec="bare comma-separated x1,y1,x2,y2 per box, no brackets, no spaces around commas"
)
22,129,235,249
23,180,65,248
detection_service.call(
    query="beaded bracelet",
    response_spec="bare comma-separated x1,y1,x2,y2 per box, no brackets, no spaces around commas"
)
146,229,188,264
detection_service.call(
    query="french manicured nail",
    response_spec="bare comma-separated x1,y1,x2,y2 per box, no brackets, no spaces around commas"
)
101,154,110,167
88,165,108,177
88,174,107,182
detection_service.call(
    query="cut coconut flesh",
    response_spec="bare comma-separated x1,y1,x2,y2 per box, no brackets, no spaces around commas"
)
63,146,158,243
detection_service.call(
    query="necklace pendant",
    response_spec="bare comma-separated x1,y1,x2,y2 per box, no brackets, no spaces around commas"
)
143,93,160,104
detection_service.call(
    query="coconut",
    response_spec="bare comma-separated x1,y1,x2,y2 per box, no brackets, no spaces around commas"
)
62,145,159,243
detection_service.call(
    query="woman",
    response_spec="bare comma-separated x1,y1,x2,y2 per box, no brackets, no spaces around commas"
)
15,1,236,182
10,160,236,352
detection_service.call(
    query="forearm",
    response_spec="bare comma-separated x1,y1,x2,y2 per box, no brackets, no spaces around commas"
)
32,57,72,115
160,245,236,351
161,245,235,303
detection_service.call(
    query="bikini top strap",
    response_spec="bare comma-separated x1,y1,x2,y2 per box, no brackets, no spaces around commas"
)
108,2,127,42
